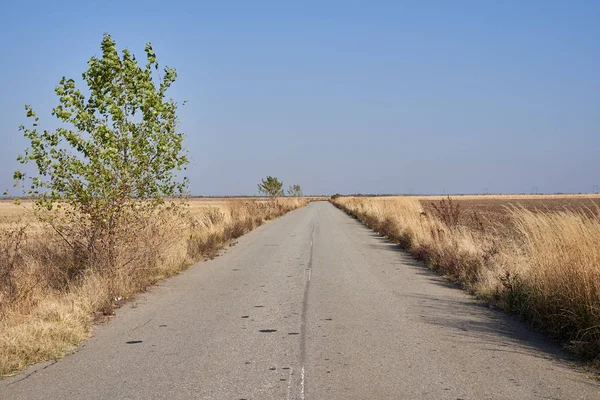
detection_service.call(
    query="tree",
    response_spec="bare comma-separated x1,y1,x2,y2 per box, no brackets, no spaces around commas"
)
257,176,284,198
287,184,303,197
14,34,188,266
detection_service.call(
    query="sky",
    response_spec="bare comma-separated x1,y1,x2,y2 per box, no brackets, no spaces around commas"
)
1,1,598,195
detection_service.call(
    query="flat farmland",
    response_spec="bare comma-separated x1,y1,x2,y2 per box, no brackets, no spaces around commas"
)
0,200,35,224
0,197,300,222
421,195,600,235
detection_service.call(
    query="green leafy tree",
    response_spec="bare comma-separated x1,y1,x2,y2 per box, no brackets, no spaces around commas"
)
257,176,284,198
287,184,303,197
14,34,188,265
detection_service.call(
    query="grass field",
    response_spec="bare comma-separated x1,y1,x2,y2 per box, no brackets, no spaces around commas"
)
0,197,309,376
332,194,600,362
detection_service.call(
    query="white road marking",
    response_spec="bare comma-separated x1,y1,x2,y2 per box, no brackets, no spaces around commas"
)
300,366,305,400
286,367,294,400
308,269,311,281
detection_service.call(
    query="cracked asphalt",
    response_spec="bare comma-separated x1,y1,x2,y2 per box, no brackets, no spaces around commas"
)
1,201,598,399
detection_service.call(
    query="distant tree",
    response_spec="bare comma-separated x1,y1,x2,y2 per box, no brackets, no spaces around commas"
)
257,176,284,198
331,193,341,200
287,184,303,197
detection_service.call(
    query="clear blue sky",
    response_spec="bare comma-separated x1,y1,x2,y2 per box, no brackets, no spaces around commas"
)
1,1,598,195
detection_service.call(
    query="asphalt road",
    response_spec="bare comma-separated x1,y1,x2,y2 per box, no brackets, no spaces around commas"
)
1,201,598,399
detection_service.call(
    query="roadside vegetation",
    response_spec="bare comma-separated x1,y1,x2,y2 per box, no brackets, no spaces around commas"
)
331,195,600,361
0,36,308,375
0,198,307,375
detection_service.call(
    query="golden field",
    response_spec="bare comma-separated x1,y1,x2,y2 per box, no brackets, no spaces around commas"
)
0,197,309,376
332,195,600,361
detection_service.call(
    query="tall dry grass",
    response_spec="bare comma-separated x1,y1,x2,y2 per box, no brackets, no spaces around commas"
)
510,208,600,356
332,196,600,360
0,198,308,376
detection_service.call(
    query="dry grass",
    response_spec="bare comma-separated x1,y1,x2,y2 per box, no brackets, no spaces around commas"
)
332,195,600,360
0,197,309,376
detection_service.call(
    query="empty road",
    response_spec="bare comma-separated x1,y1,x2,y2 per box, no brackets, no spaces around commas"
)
1,202,598,399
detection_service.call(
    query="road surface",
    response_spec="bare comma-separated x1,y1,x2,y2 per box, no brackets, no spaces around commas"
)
1,202,598,399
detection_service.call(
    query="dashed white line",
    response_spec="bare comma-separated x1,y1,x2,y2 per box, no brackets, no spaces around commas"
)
300,365,305,399
286,367,294,400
